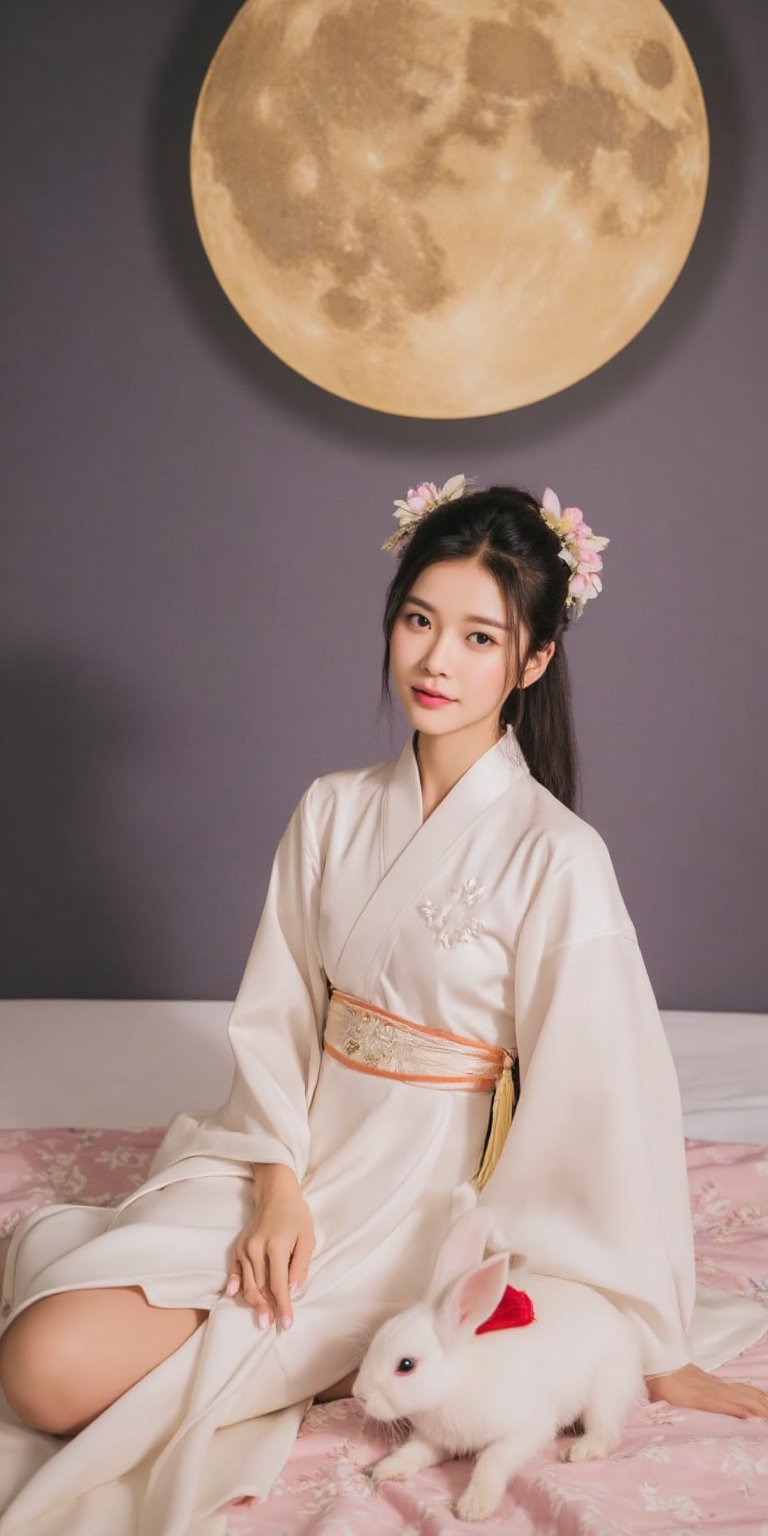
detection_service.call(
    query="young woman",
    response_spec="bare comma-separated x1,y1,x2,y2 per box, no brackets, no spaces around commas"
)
1,478,766,1536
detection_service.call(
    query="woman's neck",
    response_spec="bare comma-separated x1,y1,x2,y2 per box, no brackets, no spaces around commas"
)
414,724,505,822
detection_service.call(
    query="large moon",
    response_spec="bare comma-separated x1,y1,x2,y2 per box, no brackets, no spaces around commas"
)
190,0,709,418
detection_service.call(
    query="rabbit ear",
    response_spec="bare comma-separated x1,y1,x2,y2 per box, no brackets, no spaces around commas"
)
425,1204,496,1303
433,1252,510,1350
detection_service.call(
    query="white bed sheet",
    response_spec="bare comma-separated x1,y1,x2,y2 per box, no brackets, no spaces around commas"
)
0,1001,766,1143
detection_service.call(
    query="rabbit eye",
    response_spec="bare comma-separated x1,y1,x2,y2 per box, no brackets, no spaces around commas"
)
396,1357,417,1374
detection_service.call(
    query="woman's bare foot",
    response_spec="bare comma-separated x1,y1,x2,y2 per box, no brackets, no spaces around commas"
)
645,1362,768,1420
313,1368,358,1403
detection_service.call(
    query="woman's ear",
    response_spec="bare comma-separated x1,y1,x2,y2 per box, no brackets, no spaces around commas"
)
521,639,556,689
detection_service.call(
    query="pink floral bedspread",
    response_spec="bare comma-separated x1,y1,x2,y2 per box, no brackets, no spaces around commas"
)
2,1130,767,1534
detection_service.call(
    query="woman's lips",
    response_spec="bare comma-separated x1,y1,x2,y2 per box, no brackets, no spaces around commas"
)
412,687,455,708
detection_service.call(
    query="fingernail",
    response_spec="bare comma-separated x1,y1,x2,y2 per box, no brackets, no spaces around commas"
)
281,1315,292,1330
225,1277,239,1297
288,1283,299,1297
257,1313,270,1330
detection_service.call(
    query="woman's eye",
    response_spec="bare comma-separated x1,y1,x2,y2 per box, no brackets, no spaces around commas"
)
404,614,494,646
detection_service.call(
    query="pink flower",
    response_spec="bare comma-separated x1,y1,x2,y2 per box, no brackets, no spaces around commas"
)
573,545,604,573
406,482,439,513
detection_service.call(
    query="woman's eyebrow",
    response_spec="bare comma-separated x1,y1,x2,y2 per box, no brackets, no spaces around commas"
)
405,595,510,630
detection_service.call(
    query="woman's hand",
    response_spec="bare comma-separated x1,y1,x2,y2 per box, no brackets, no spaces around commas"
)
645,1362,768,1420
224,1166,316,1333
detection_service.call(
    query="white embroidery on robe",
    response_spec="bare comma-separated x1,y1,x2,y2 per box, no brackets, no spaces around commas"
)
418,877,487,949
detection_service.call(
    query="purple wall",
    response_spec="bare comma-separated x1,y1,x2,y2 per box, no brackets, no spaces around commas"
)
1,1,765,1007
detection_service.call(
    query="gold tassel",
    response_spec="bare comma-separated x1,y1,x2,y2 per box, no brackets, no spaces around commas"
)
471,1053,516,1193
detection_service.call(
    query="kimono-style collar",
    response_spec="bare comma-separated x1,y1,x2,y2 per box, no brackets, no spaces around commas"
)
383,723,529,875
334,726,529,992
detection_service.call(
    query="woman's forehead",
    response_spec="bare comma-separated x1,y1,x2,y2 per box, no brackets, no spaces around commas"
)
405,563,526,636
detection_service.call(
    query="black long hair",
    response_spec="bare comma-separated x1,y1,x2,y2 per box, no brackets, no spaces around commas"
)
378,484,582,812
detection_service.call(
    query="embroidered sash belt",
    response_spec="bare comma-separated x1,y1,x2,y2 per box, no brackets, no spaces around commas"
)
323,988,519,1192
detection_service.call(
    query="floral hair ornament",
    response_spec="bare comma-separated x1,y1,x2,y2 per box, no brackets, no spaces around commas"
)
381,474,475,554
538,486,610,619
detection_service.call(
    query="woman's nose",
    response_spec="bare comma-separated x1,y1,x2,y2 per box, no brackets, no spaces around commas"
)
421,632,453,669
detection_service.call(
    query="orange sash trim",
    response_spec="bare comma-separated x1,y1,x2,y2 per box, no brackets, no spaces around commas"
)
323,1037,495,1090
329,989,504,1058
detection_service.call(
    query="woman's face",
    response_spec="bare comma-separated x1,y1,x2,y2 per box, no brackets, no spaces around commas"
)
390,557,554,743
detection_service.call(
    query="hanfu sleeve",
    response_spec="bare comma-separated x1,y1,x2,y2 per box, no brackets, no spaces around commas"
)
477,827,697,1377
147,778,328,1186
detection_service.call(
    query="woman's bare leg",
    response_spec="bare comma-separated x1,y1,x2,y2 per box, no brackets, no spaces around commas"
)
0,1285,208,1436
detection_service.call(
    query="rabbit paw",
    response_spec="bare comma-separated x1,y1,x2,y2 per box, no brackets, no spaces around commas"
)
559,1432,616,1463
368,1434,442,1485
455,1478,503,1523
369,1451,414,1485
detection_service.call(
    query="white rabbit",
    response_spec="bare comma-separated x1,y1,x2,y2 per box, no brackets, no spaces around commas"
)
352,1195,646,1522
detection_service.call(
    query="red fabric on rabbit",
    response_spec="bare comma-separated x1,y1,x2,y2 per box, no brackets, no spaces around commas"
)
475,1285,535,1334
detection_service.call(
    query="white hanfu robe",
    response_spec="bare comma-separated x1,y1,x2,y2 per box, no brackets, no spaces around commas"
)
1,725,766,1536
